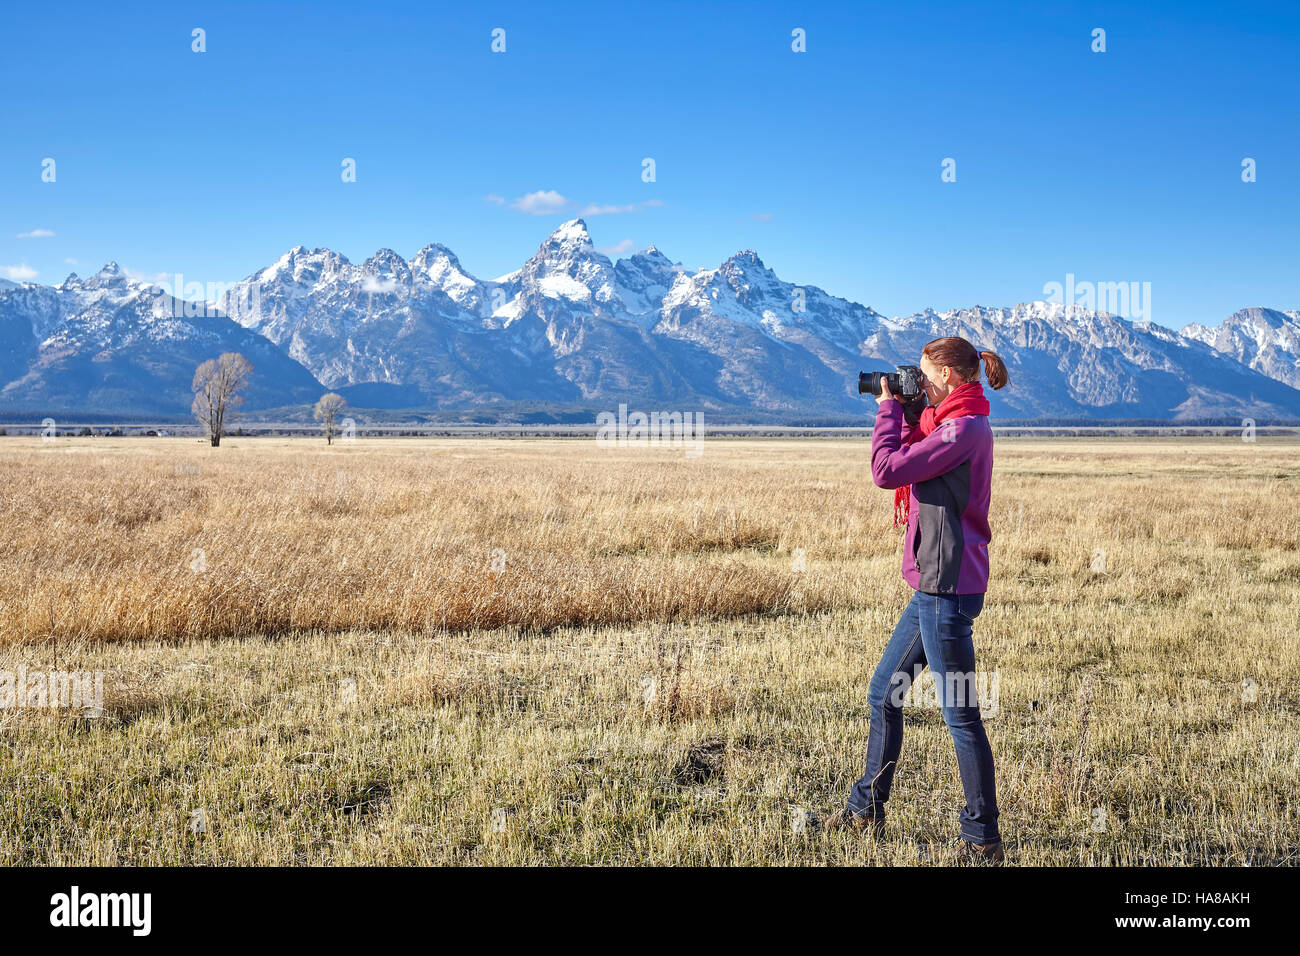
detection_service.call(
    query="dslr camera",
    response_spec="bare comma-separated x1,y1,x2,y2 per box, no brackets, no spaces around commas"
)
858,365,924,401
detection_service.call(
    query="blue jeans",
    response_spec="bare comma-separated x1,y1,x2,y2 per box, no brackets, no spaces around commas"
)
848,590,1001,845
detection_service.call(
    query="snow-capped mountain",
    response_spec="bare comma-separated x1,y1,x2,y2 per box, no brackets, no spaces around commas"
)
1182,308,1300,391
612,246,681,325
859,302,1300,420
214,221,713,409
0,263,324,414
653,248,888,412
1,219,1298,421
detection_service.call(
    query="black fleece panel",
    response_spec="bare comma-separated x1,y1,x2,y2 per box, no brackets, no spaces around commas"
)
912,461,972,594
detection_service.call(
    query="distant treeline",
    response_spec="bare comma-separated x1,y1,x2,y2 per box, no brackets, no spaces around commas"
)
2,407,1298,433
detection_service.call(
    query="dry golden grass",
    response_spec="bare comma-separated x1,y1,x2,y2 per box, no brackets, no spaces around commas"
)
1,437,854,643
1,435,1298,865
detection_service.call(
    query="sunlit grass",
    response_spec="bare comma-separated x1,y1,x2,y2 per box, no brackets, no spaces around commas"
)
1,436,1297,864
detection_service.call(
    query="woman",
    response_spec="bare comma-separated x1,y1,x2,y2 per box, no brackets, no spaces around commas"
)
823,336,1010,863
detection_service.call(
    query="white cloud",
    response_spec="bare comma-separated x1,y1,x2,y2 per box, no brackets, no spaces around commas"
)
581,199,663,217
64,258,78,265
509,190,573,216
599,239,636,256
751,213,773,223
17,228,55,238
1,264,38,281
121,267,169,285
582,203,637,216
492,191,663,217
361,276,400,293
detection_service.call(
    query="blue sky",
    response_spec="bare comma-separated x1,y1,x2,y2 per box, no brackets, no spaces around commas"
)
2,0,1296,328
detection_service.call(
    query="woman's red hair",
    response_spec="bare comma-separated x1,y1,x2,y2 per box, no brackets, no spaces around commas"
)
922,336,1009,390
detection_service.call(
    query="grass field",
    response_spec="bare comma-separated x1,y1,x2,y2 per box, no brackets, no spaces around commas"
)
2,435,1298,865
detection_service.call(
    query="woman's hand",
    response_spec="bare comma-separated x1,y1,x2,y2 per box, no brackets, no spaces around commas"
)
876,376,897,405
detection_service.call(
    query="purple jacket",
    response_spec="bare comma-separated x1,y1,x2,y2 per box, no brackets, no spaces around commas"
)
871,400,994,595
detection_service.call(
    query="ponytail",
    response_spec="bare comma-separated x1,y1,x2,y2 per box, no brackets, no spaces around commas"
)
979,349,1009,390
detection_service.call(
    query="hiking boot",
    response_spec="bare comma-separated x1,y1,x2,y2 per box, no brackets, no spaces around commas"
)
960,839,1005,864
818,808,885,836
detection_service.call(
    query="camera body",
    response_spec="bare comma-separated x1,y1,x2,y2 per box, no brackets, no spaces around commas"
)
859,365,924,401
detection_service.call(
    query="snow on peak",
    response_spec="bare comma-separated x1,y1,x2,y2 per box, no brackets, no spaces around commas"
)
258,245,350,286
546,218,592,246
410,243,481,306
411,242,463,271
724,249,766,270
362,248,411,279
513,218,621,309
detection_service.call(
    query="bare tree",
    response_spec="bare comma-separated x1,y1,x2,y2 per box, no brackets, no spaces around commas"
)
314,392,348,445
192,353,253,447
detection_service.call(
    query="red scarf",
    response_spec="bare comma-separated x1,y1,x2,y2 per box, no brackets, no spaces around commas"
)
893,381,990,528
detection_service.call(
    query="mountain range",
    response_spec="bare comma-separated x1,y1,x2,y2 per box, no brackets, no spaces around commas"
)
2,219,1298,422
